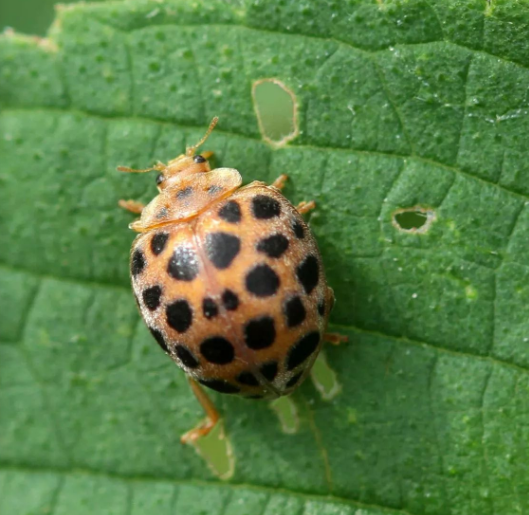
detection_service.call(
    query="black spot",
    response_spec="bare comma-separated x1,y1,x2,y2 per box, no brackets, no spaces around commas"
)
245,264,280,297
206,232,241,269
200,337,235,364
208,185,223,195
202,297,218,319
286,372,303,388
284,296,306,327
166,300,193,333
176,186,193,199
260,361,278,381
150,232,169,255
218,200,241,223
222,289,239,311
156,173,164,186
167,246,199,281
131,250,145,276
142,285,162,311
287,331,320,370
247,394,264,399
199,378,240,394
149,327,168,353
174,344,199,369
292,219,305,239
256,234,289,258
318,300,325,316
236,371,259,386
194,155,207,163
296,255,319,294
156,207,168,219
244,316,276,350
252,194,281,219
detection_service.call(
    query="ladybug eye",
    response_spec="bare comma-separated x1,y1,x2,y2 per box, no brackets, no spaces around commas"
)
156,173,164,185
194,155,206,164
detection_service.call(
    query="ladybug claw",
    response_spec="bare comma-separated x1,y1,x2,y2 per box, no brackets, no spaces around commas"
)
180,418,218,445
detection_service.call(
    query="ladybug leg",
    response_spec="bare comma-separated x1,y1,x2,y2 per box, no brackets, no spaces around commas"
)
323,288,346,345
271,174,289,190
296,200,316,214
180,377,220,445
324,333,348,345
118,199,145,214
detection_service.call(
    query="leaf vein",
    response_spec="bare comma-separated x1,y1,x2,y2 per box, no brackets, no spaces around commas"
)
0,464,416,515
331,323,529,376
4,107,529,207
90,21,529,78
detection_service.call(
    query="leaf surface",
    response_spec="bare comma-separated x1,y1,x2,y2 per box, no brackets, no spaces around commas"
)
2,1,529,513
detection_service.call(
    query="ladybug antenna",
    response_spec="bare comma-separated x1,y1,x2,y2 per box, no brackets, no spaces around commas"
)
186,117,218,156
117,162,165,174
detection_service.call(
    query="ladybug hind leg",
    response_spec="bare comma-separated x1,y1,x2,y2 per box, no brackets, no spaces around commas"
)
180,377,220,445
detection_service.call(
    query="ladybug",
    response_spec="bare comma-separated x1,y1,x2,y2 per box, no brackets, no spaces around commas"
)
118,118,346,443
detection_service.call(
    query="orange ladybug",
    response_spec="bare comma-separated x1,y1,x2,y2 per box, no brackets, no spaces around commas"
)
119,118,345,443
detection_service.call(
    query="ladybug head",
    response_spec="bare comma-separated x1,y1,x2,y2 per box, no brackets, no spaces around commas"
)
161,117,218,181
117,117,218,189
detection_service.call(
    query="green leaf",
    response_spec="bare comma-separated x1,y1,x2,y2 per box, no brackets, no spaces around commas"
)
2,0,529,513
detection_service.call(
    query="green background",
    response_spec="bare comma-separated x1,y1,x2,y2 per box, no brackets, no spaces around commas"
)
0,0,104,36
3,0,529,514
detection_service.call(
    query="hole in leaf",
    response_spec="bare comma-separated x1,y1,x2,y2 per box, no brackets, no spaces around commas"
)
310,352,341,401
252,78,298,146
270,396,299,434
392,206,436,234
192,420,234,480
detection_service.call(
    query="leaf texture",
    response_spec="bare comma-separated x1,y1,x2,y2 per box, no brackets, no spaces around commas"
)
2,1,529,514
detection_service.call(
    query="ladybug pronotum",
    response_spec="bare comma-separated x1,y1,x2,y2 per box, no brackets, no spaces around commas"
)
119,118,346,443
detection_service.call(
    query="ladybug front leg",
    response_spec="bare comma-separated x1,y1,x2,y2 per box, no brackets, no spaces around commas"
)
118,199,145,214
180,377,220,445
